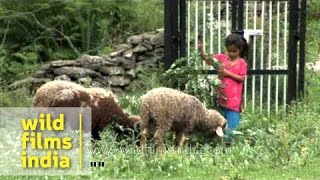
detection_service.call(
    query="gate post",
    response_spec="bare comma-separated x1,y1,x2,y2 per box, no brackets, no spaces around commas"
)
298,0,307,98
288,0,299,104
238,0,244,30
164,0,179,70
179,0,187,58
231,0,237,30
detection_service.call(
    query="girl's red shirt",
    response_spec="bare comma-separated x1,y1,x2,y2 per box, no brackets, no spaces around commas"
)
214,54,248,112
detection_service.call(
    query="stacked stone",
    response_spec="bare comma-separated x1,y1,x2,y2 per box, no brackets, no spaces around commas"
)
9,30,164,95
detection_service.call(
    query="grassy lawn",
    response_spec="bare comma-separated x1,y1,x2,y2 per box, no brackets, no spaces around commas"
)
0,72,319,180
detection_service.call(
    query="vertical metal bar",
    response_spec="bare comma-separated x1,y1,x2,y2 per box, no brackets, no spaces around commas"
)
231,0,237,30
244,1,249,109
164,0,172,69
226,0,230,36
252,1,258,112
283,1,288,113
238,0,244,30
238,0,245,109
275,1,280,113
202,0,206,47
210,1,214,54
180,0,187,58
267,1,273,116
218,1,222,53
195,1,199,50
187,0,191,58
288,0,298,104
194,1,199,71
202,0,206,68
299,0,307,98
259,1,265,113
164,0,179,70
245,1,249,30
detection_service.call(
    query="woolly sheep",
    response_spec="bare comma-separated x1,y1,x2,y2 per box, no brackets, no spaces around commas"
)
33,80,140,139
139,87,227,151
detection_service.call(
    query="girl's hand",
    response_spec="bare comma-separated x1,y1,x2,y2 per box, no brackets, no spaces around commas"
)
198,41,204,52
218,66,231,78
197,37,213,66
219,67,245,82
198,42,208,61
218,66,225,78
198,34,203,51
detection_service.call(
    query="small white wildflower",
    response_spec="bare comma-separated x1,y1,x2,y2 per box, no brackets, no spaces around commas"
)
213,78,222,86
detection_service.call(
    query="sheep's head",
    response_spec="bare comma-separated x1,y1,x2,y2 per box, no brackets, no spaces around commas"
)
113,114,141,139
125,114,141,131
206,109,227,137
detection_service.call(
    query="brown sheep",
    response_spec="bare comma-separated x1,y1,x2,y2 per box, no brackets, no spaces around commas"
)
139,87,227,151
33,80,140,140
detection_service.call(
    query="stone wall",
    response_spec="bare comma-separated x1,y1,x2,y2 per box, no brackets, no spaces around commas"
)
9,30,164,95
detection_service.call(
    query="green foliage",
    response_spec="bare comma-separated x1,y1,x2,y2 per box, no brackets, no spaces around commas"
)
0,47,39,87
306,19,320,61
129,0,164,33
308,0,320,20
0,88,32,107
305,0,320,62
163,50,221,108
1,65,320,180
118,95,141,116
124,67,164,95
0,0,164,87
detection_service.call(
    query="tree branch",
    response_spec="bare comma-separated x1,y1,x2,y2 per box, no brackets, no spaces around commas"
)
0,1,68,20
30,13,80,56
0,19,11,49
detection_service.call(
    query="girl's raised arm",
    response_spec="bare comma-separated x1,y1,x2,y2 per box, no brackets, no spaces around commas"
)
197,37,212,66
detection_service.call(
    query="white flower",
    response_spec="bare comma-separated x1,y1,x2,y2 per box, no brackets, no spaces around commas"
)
213,78,221,86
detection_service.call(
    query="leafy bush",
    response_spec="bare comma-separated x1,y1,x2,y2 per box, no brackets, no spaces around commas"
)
163,50,221,108
0,88,32,107
124,67,164,95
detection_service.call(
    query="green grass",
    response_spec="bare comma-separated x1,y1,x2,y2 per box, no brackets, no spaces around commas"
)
0,72,320,180
0,88,33,107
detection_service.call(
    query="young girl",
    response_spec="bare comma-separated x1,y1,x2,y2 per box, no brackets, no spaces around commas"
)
198,33,248,143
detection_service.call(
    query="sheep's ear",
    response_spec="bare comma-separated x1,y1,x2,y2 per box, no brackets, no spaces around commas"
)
215,126,224,137
133,121,140,132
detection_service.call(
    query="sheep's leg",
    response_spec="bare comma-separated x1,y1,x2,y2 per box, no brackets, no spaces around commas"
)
139,102,150,152
140,128,148,151
175,132,188,149
154,129,165,152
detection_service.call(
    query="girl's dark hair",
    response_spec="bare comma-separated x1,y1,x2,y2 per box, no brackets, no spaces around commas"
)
225,31,249,59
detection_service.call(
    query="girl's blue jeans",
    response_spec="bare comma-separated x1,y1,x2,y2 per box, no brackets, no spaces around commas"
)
221,107,240,142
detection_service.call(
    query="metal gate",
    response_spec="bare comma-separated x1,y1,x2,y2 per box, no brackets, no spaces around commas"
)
164,0,306,115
